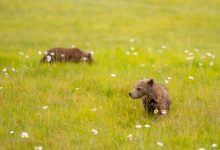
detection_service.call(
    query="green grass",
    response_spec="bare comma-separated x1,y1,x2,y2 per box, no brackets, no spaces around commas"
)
0,0,220,149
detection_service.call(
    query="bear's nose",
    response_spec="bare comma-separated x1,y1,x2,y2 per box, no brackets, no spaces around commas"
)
128,92,132,96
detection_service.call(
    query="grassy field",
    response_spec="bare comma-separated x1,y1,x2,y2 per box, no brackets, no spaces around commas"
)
0,0,220,149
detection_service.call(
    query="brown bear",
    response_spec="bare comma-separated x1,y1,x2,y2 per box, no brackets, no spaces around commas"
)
129,78,171,115
40,47,93,63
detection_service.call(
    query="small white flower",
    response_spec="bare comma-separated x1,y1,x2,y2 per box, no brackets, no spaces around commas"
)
0,87,3,90
188,52,194,56
154,109,159,114
194,48,199,52
90,51,94,55
144,124,150,128
135,124,142,129
188,76,194,80
140,64,145,67
92,108,97,112
126,51,130,55
2,67,7,72
75,87,79,90
110,73,116,77
25,55,29,59
164,80,169,84
20,132,29,138
186,56,194,60
184,50,189,54
9,130,15,134
211,55,215,59
44,51,48,55
156,142,163,147
161,45,167,49
38,51,42,55
34,146,43,150
133,52,138,56
46,55,52,62
209,62,214,66
42,106,48,110
130,47,135,51
50,52,55,56
127,134,133,141
148,48,153,52
158,50,163,53
11,67,18,72
91,129,98,135
167,77,172,80
71,45,76,48
200,56,206,59
206,52,212,57
198,148,205,150
211,143,217,148
130,38,135,43
5,73,9,77
198,62,203,67
19,52,24,55
161,110,167,115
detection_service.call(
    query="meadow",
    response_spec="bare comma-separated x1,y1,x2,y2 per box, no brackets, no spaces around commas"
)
0,0,220,149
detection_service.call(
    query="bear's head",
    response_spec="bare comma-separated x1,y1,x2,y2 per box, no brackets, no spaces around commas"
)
129,78,154,99
81,52,93,63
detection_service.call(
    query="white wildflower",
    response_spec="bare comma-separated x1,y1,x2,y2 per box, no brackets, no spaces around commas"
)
161,45,167,49
110,73,116,77
188,76,194,80
42,106,48,110
5,73,9,77
19,52,24,56
135,124,142,129
90,51,94,55
38,51,42,55
140,64,145,67
130,47,135,51
206,52,212,57
25,55,29,59
0,87,3,90
167,77,172,80
133,52,138,56
71,45,76,48
20,132,29,138
198,148,205,150
184,50,189,54
212,143,217,148
92,108,97,112
127,134,133,141
198,62,203,67
9,130,15,134
91,129,98,135
2,68,7,72
75,87,79,90
144,124,150,128
34,146,43,150
148,48,153,52
156,142,163,147
209,62,214,66
11,67,18,72
130,38,135,43
126,51,130,55
164,80,169,84
154,109,159,114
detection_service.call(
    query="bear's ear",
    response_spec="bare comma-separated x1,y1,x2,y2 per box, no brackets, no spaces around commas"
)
147,79,154,86
87,52,91,58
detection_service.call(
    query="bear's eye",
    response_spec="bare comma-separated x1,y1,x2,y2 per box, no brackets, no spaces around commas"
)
136,88,141,91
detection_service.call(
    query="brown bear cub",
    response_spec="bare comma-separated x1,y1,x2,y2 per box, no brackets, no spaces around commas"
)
129,79,171,115
40,47,93,63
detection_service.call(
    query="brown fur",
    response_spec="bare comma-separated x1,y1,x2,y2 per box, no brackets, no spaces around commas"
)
40,47,93,63
129,79,171,115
